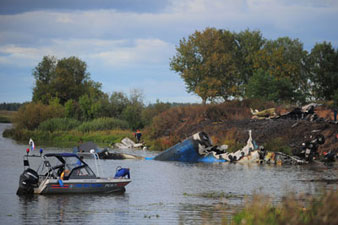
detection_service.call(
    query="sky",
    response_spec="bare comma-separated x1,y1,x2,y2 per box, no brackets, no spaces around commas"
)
0,0,338,104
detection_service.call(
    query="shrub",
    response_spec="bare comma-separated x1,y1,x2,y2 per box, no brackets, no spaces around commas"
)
38,118,81,132
232,191,338,225
77,117,129,132
3,128,133,147
13,101,64,130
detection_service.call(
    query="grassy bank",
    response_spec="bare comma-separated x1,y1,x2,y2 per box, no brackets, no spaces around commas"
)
230,190,338,225
0,110,16,123
3,128,135,148
191,190,338,225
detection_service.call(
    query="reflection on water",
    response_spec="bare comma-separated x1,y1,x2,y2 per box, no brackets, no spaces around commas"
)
0,123,337,224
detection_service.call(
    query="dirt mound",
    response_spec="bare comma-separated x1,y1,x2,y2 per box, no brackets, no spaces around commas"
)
147,102,338,153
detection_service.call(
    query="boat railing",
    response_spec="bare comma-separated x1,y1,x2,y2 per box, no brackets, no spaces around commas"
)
23,154,55,183
77,152,104,178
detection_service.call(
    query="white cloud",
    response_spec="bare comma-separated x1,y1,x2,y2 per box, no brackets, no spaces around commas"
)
90,39,173,67
0,38,173,69
0,0,338,102
1,0,337,48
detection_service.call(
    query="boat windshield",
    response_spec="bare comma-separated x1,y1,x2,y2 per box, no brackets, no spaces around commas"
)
44,154,97,179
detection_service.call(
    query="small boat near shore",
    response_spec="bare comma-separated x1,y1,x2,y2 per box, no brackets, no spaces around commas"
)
17,151,131,195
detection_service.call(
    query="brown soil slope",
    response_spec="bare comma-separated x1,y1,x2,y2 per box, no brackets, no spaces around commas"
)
148,103,338,154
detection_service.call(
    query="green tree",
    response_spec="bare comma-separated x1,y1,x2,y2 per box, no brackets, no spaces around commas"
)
253,37,309,99
170,27,239,103
309,42,338,100
246,69,299,103
234,29,265,95
121,89,145,130
122,105,144,130
78,94,104,121
109,91,130,118
32,56,102,105
32,56,57,104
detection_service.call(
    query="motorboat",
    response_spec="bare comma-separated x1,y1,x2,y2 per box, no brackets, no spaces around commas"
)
17,151,131,195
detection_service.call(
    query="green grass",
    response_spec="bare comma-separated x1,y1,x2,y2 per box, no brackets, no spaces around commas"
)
0,110,16,123
183,191,244,199
76,117,129,132
231,191,338,225
3,128,134,148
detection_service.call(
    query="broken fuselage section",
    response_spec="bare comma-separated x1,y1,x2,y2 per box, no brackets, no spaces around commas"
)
152,130,327,165
153,132,227,163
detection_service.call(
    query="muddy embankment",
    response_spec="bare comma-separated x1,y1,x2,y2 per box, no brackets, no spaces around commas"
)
153,104,338,154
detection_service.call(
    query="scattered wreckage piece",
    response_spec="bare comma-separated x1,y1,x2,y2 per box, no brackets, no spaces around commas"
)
292,132,325,162
277,103,320,121
153,132,227,162
152,130,258,163
250,103,322,121
114,137,144,149
216,130,258,162
151,129,329,165
73,141,141,160
250,108,277,120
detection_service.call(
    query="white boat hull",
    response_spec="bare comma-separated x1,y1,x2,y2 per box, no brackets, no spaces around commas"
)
35,178,131,194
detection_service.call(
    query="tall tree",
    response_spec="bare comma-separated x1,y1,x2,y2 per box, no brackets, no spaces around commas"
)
246,69,299,103
32,56,57,104
234,29,265,95
109,91,130,118
32,56,101,105
253,37,309,100
309,41,338,100
170,27,239,103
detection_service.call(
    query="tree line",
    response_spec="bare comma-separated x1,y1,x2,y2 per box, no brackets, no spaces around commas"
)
0,102,23,111
14,55,184,131
12,28,338,132
170,28,338,104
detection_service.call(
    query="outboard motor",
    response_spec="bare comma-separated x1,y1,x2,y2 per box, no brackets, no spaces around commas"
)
16,168,39,195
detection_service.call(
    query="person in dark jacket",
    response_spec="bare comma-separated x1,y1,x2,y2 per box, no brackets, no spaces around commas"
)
135,130,142,143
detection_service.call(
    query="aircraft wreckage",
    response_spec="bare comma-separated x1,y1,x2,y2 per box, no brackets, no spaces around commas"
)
149,130,331,165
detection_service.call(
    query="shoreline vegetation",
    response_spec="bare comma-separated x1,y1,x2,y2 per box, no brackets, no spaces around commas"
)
0,110,16,123
232,190,338,225
196,190,338,225
2,99,337,153
3,127,134,148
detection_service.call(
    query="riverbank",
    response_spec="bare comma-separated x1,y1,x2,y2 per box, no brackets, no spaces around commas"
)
145,102,338,154
2,101,337,153
3,128,134,148
211,190,338,225
0,110,15,123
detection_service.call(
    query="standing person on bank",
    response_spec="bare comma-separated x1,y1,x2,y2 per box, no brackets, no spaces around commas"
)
135,130,142,143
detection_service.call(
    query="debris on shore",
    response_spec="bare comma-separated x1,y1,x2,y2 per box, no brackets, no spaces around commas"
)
114,137,144,149
73,141,141,160
151,130,335,165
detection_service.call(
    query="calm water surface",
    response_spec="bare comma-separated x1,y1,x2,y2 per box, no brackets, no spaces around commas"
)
0,123,337,225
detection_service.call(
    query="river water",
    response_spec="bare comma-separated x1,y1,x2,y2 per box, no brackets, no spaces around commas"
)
0,123,337,225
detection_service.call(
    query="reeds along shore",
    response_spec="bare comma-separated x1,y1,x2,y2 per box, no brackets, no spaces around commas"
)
230,190,338,225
